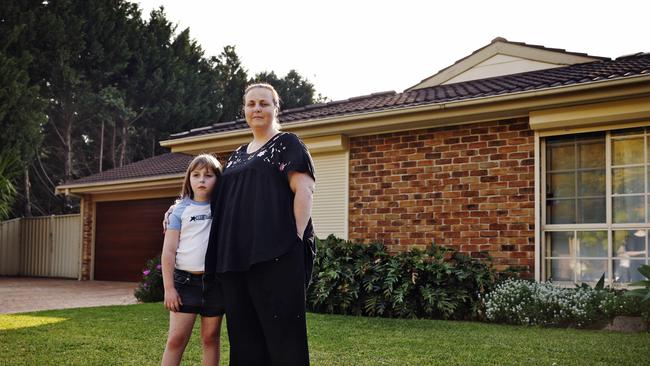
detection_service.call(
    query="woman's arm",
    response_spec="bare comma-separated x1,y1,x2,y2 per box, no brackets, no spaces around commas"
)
161,229,182,312
161,200,181,233
289,171,315,239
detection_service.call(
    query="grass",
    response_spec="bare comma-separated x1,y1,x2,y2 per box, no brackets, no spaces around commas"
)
1,304,649,365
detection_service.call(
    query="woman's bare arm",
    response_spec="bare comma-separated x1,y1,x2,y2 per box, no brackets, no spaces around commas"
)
289,171,315,239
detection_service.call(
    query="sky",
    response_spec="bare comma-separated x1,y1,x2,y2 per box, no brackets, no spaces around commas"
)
132,0,649,102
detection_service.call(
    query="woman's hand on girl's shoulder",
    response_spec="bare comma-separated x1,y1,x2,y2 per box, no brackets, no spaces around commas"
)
162,200,181,233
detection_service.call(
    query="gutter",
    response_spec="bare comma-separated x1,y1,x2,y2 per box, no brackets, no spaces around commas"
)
55,173,185,195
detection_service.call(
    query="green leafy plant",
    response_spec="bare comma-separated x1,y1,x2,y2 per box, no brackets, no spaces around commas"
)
576,272,606,291
624,264,650,321
307,235,497,320
133,256,163,302
0,149,21,220
600,289,646,319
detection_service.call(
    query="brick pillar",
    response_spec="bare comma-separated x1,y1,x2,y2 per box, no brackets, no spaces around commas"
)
80,195,94,280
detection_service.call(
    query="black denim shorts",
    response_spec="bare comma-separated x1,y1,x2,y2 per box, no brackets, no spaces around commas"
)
173,269,225,317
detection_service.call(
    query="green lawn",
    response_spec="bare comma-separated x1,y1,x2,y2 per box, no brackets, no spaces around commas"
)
1,304,648,365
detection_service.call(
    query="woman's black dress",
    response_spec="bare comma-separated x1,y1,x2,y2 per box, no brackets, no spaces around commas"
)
205,131,316,365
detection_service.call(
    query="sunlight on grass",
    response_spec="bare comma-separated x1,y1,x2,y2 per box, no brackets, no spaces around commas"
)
0,314,68,330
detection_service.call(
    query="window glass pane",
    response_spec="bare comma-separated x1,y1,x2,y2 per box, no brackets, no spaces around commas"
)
612,137,644,165
577,260,607,282
613,229,647,255
577,231,607,257
578,198,605,223
548,172,575,198
546,199,575,224
579,140,605,168
547,143,574,171
614,260,646,283
545,259,574,282
612,167,644,194
613,195,645,223
578,170,605,196
545,231,573,257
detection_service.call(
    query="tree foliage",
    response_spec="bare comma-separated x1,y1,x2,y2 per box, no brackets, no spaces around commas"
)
251,69,318,110
0,0,323,218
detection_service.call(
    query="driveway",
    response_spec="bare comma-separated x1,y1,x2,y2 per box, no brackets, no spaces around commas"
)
0,277,138,314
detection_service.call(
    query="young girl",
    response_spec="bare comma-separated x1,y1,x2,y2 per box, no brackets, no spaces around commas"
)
161,154,224,366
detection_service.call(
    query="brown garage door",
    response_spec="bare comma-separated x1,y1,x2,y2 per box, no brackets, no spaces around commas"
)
95,197,175,281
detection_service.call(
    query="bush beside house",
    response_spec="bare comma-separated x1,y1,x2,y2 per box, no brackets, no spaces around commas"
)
134,236,649,331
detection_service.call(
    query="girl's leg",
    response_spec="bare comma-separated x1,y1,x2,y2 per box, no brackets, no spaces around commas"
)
199,315,223,366
162,312,197,366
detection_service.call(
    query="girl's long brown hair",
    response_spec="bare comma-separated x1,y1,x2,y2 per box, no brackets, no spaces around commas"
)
180,154,222,199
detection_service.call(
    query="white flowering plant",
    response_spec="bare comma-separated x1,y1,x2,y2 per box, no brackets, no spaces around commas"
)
484,278,610,328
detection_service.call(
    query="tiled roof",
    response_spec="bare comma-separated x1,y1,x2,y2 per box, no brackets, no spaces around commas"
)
421,37,610,83
170,53,650,139
63,153,193,185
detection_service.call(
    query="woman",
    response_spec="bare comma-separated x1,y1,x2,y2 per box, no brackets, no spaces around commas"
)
205,83,316,365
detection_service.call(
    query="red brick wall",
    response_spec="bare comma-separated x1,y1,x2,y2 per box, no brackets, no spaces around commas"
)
81,195,93,280
348,118,535,276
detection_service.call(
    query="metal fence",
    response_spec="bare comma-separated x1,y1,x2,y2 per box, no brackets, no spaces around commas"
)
0,215,81,279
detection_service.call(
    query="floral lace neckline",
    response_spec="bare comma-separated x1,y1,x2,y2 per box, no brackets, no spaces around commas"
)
244,132,284,155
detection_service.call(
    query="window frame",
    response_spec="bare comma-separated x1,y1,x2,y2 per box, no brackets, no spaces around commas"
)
540,129,650,286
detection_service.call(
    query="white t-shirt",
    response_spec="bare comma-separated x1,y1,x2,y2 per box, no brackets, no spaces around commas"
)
167,197,212,272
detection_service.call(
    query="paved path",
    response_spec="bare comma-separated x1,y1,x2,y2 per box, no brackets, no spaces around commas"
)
0,277,138,314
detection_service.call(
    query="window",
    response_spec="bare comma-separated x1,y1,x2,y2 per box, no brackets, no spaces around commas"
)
542,128,649,284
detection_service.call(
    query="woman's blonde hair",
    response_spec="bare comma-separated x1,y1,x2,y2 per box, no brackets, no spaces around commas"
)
180,154,222,199
243,83,282,130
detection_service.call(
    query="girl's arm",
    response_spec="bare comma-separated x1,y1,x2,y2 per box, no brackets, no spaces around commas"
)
161,229,182,312
289,171,315,239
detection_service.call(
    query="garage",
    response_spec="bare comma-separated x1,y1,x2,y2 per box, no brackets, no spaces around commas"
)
94,197,175,281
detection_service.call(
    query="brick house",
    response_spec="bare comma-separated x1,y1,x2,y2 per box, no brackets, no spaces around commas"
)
57,38,650,283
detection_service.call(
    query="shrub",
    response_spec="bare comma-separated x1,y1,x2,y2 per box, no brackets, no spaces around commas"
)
600,290,647,320
484,278,624,328
624,264,650,321
134,256,163,302
307,235,497,320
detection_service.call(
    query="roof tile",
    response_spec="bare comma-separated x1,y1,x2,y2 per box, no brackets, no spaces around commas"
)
64,153,194,185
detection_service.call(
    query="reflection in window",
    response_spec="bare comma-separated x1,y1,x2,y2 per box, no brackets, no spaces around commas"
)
614,260,646,283
545,231,572,257
577,259,607,282
612,230,647,283
577,231,607,257
612,131,648,223
545,259,574,282
546,134,605,224
543,129,650,285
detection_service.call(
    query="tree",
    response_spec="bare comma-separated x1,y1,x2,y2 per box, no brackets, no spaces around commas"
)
1,1,325,218
0,0,46,218
215,45,248,122
251,69,318,110
127,20,224,162
0,150,21,220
